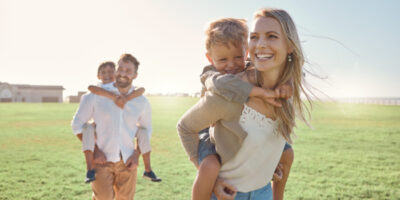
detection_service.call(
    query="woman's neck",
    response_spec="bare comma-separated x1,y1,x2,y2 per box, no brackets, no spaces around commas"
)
258,68,281,89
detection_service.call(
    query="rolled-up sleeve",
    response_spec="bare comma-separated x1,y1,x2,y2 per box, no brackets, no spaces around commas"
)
203,72,253,104
71,93,94,135
137,100,152,138
176,93,227,165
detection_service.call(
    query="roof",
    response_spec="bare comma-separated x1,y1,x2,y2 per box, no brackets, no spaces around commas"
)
12,84,64,90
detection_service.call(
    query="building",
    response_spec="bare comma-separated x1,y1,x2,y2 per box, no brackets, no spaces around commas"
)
66,91,87,103
0,82,64,103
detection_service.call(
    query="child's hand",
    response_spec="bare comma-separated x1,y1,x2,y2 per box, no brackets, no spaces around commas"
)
261,89,282,107
213,178,237,200
272,163,283,182
114,96,126,109
276,83,293,100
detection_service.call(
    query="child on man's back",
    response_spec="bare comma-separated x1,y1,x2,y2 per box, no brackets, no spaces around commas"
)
80,61,145,183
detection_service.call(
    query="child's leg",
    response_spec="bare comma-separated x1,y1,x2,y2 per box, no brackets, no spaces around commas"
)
82,123,97,183
142,152,151,172
136,130,152,172
193,128,220,200
193,154,220,200
84,150,94,170
136,129,162,182
272,143,294,200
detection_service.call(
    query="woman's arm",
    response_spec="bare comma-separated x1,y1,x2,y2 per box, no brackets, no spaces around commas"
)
177,93,228,167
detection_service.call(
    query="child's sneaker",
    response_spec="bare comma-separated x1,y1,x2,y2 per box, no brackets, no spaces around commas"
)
85,169,96,183
143,170,162,182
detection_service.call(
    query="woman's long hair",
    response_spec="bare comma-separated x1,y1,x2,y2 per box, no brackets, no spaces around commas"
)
254,8,312,143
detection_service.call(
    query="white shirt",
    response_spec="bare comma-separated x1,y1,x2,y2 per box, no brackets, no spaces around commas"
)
98,82,114,91
71,84,152,163
219,104,285,192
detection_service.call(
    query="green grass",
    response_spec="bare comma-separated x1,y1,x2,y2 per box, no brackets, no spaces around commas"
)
0,98,399,200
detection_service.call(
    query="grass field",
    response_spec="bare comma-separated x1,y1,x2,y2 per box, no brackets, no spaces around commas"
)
0,97,399,200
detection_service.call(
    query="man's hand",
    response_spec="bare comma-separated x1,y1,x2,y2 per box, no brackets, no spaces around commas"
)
93,146,107,164
213,178,237,200
273,163,283,182
114,95,127,109
125,150,140,171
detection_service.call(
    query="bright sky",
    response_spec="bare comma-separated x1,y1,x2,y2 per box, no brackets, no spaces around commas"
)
1,0,399,98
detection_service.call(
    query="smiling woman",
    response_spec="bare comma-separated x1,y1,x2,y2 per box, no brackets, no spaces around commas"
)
177,8,313,200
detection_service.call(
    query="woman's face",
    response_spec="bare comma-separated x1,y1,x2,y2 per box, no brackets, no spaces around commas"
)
249,17,290,73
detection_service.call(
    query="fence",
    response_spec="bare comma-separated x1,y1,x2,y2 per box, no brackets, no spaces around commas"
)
332,98,400,105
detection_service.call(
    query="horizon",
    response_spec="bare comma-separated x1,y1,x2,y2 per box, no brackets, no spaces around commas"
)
3,80,400,100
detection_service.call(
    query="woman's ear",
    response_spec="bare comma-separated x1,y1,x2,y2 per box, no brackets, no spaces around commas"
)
287,44,294,55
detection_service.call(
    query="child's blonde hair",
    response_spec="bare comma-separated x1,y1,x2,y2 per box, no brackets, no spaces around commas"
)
205,18,248,53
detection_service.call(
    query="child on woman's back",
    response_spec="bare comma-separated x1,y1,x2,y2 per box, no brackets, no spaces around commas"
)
182,18,294,199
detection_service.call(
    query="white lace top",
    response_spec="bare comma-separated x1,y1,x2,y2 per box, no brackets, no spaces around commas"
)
218,104,286,192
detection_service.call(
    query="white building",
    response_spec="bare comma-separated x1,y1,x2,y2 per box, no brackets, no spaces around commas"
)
0,82,64,103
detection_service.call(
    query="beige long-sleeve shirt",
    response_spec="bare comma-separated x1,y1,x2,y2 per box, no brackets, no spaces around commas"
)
200,65,253,103
177,66,254,166
177,91,250,166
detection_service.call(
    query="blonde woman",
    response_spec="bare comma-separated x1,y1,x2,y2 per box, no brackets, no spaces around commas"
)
178,8,312,200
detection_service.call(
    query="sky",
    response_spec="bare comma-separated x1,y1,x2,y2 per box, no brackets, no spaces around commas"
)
1,0,399,98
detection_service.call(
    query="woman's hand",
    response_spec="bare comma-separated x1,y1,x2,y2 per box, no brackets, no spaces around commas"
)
273,163,283,182
213,178,237,200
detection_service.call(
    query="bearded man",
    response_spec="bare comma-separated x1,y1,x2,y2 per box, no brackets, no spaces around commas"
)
72,54,152,200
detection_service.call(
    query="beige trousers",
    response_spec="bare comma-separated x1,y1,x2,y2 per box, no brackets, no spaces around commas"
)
92,160,137,200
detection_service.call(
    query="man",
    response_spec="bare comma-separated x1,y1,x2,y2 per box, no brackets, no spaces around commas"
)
71,53,152,199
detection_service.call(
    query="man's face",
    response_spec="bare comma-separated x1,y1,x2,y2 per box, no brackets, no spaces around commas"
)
97,65,115,84
206,43,247,74
115,60,137,88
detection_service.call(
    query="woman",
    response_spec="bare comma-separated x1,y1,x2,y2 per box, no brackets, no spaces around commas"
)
178,8,311,200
